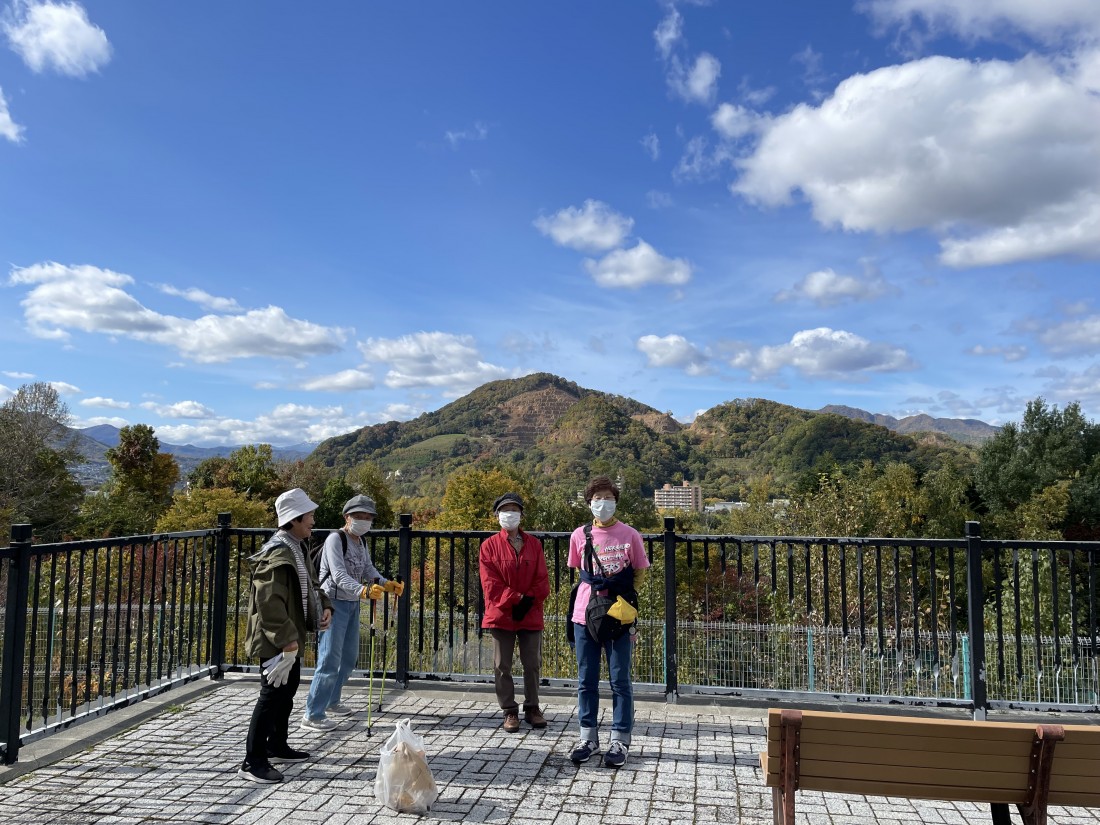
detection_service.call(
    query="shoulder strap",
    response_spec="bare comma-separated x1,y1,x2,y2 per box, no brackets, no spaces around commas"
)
339,529,349,555
583,524,608,576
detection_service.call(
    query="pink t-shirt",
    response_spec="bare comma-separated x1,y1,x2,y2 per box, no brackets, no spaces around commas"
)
568,520,650,625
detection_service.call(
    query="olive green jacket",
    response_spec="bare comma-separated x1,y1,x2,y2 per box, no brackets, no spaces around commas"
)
245,531,333,660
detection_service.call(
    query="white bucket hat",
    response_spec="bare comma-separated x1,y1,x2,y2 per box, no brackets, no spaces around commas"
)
275,488,318,525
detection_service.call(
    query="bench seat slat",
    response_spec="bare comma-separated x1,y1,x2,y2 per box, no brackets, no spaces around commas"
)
769,726,1038,754
769,743,1033,774
786,776,1024,805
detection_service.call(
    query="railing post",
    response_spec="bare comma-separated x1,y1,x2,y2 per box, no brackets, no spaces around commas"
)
395,513,412,688
663,516,678,703
1,524,33,764
208,512,232,680
965,521,989,720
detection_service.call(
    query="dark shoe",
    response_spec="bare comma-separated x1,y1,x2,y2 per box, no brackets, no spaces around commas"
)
570,739,600,763
604,740,628,768
503,711,521,733
269,746,310,763
237,762,284,783
524,705,546,728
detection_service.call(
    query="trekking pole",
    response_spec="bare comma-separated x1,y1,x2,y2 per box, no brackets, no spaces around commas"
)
376,576,402,713
366,594,378,732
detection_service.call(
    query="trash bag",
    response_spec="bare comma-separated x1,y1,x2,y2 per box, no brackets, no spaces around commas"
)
374,719,438,814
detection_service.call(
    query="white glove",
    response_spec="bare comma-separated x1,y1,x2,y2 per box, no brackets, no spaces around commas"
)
262,651,296,687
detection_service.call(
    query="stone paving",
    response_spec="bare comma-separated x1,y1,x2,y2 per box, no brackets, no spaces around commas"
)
2,679,1100,824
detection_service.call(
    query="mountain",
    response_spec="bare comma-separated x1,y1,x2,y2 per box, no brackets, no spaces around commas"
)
311,374,975,502
817,405,1000,445
69,425,316,488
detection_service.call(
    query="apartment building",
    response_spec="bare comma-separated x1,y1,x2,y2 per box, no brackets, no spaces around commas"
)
653,480,703,512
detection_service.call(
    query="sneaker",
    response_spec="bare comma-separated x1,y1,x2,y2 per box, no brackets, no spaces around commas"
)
524,705,547,729
268,746,310,762
570,739,600,763
237,762,283,784
604,740,628,768
300,715,338,731
327,703,354,717
503,711,521,733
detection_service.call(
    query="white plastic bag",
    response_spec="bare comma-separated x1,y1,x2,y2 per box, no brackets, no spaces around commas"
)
374,719,438,813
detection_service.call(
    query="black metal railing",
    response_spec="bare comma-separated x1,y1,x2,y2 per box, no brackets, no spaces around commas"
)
3,515,1099,763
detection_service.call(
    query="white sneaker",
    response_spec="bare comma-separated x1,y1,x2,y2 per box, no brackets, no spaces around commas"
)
327,703,354,717
300,715,337,731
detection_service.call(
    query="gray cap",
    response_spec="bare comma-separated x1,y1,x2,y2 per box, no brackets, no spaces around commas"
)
342,494,378,516
492,492,524,513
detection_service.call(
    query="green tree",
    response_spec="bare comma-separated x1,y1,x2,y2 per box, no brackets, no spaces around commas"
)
0,382,84,541
84,424,180,536
228,444,280,500
344,460,396,527
316,476,356,528
431,465,534,530
156,487,271,531
187,456,233,490
975,398,1100,539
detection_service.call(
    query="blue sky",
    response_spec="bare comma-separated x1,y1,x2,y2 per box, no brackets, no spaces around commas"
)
1,0,1098,447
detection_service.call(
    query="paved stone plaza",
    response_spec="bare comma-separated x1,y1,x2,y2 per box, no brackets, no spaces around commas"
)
2,679,1100,824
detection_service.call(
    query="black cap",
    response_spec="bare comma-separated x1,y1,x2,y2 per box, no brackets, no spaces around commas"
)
491,492,524,513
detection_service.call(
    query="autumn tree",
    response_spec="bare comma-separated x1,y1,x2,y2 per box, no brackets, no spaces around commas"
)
82,424,180,536
0,382,84,540
431,465,534,530
344,460,396,527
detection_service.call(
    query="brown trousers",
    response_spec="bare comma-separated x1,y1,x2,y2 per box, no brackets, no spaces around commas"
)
489,628,542,712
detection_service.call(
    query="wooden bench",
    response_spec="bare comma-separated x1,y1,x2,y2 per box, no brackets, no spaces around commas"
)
762,708,1100,825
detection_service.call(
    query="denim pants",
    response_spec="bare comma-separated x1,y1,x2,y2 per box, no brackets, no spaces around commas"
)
304,598,360,720
245,656,301,766
574,622,634,746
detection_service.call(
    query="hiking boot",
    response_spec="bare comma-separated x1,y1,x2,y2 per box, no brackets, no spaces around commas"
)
502,711,521,733
237,761,283,783
327,703,354,717
300,715,337,732
570,739,600,763
604,740,628,768
268,746,310,762
524,705,546,728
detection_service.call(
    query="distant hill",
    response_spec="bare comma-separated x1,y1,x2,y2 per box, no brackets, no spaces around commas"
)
69,425,316,487
817,405,1000,445
311,374,975,501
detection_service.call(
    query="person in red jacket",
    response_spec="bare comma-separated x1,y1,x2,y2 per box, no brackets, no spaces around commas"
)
479,492,550,732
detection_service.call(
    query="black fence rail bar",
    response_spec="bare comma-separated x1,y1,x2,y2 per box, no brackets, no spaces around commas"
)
3,515,1099,763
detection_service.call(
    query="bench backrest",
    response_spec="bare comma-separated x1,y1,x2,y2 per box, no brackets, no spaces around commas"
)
763,709,1100,808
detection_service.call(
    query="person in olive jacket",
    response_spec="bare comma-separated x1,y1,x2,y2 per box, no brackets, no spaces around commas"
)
239,488,333,784
479,492,550,732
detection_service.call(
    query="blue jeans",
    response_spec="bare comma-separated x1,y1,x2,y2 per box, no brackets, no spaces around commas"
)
304,598,360,720
574,622,634,746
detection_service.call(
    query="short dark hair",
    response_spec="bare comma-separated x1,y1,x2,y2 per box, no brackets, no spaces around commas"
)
279,514,307,531
584,475,619,503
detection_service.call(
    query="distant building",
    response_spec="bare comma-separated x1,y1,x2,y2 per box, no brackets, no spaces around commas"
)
654,481,703,512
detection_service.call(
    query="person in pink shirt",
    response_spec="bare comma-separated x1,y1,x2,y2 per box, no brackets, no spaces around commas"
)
566,475,650,768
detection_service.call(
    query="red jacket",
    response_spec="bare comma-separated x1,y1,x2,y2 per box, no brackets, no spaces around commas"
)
479,530,550,631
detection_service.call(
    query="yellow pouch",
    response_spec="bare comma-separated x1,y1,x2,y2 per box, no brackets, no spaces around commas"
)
607,595,638,625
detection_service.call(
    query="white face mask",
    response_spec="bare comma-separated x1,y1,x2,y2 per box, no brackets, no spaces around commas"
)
590,499,616,522
347,519,372,536
498,511,521,531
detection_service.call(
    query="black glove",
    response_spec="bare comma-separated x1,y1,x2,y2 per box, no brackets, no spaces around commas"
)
512,595,535,622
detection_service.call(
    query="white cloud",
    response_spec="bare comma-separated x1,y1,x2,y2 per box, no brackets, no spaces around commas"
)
668,53,721,104
641,132,660,160
359,331,521,395
674,135,735,182
445,121,488,148
533,200,634,252
1043,363,1100,405
583,241,693,289
80,396,130,409
301,369,376,392
155,284,242,312
967,344,1028,362
151,402,377,447
646,190,674,209
730,327,916,379
49,380,79,394
0,384,14,401
733,53,1100,267
139,400,216,419
774,267,895,306
0,85,25,143
637,334,710,374
1038,314,1100,356
2,370,34,378
711,102,767,139
9,262,347,362
654,7,682,59
861,0,1100,44
3,0,112,77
